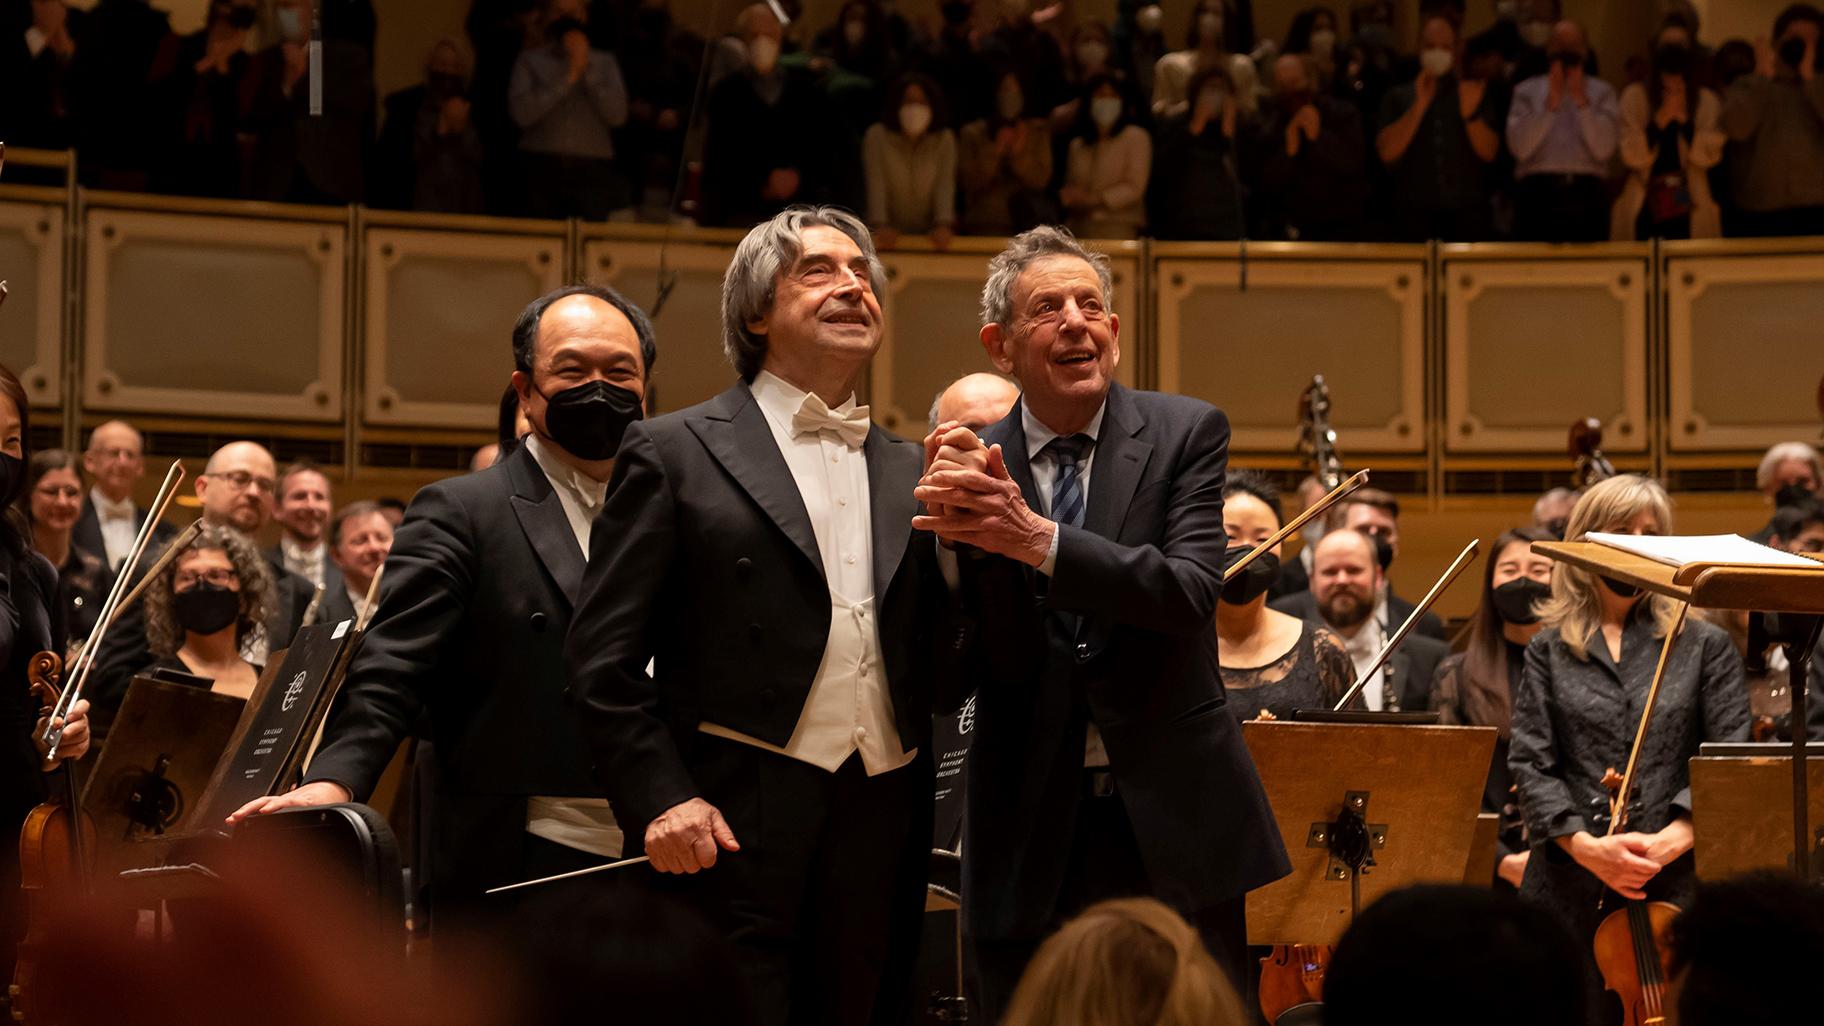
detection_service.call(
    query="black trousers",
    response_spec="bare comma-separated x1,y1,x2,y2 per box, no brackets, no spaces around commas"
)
650,738,931,1026
1514,173,1609,242
969,776,1251,1023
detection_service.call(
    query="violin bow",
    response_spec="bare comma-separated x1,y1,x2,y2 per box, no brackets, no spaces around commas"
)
1605,602,1692,836
1332,538,1481,711
1224,469,1370,584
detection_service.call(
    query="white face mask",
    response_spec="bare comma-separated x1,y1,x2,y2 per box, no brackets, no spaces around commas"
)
1076,41,1109,70
1520,20,1551,48
1310,28,1337,56
844,20,866,47
276,6,304,40
997,87,1024,120
748,35,780,73
1136,4,1164,33
1091,96,1123,129
899,102,933,137
1420,46,1454,77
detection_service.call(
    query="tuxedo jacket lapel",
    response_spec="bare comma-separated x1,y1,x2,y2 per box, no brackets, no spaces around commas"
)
689,384,824,577
506,446,585,607
866,428,916,600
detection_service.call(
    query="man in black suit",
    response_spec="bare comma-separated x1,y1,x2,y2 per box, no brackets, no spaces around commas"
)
912,226,1290,1016
1274,528,1447,711
314,499,394,629
88,440,317,717
1310,486,1448,640
567,207,953,1025
74,419,172,572
232,283,655,936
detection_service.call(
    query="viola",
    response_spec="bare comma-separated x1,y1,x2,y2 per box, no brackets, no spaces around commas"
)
1259,944,1329,1024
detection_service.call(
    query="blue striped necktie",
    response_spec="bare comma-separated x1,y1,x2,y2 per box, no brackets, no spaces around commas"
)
1046,435,1092,528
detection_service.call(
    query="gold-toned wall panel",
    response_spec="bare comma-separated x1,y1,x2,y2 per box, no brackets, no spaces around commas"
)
1666,253,1824,450
0,201,64,405
1155,257,1425,452
582,239,735,416
873,246,1139,438
363,227,563,428
83,209,343,420
1443,256,1647,453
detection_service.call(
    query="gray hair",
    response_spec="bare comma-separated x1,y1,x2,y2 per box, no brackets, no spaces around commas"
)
1757,441,1823,493
979,225,1114,330
720,206,886,382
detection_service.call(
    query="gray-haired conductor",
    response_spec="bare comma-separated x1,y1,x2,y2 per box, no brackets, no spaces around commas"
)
566,206,968,1025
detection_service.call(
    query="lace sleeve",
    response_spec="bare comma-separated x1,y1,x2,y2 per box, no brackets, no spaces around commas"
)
1309,626,1359,710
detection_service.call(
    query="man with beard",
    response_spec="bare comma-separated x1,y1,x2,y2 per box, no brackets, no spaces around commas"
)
1298,528,1446,713
269,461,342,595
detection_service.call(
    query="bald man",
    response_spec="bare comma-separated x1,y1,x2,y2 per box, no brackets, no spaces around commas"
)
75,419,174,571
927,373,1020,432
87,440,318,719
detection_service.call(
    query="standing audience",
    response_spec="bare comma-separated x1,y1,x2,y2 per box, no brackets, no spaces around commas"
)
1505,21,1618,242
1061,73,1151,239
375,37,485,214
862,74,957,248
1721,4,1824,237
958,69,1054,237
1257,51,1366,239
1614,20,1725,239
1376,15,1501,241
509,0,628,220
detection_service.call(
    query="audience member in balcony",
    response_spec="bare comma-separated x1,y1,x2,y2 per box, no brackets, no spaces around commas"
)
67,0,169,191
862,73,956,249
1153,0,1232,118
1614,21,1724,240
466,0,540,215
1721,4,1824,237
270,461,341,595
1376,14,1500,241
242,0,376,205
1511,0,1561,83
959,67,1056,236
911,0,986,127
1047,20,1117,135
1061,73,1151,239
147,0,255,198
700,4,831,227
374,37,485,214
2,0,83,151
1120,1,1168,101
74,420,172,573
1334,0,1401,146
978,0,1069,117
811,1,896,212
1281,5,1342,89
1505,21,1618,242
1149,63,1251,240
22,450,110,648
613,0,698,219
1257,51,1367,239
507,0,628,220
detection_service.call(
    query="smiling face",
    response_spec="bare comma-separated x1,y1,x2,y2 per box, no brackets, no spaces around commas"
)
983,254,1120,416
274,467,332,546
1222,491,1282,558
1491,539,1553,589
752,224,883,382
332,510,394,593
31,467,83,533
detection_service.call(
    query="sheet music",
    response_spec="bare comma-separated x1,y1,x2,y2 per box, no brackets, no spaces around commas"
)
1587,532,1823,570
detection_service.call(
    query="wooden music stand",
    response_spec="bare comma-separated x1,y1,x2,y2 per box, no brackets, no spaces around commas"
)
1464,812,1501,886
1533,540,1824,880
1241,721,1496,945
1688,743,1824,879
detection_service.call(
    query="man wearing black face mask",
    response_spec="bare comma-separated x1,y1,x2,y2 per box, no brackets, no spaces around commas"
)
1257,52,1367,240
1721,4,1824,236
233,284,657,945
145,0,255,198
374,37,484,213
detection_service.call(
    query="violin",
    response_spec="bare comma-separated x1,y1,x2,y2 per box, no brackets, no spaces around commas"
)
1590,606,1691,1026
1569,418,1616,490
10,653,96,1024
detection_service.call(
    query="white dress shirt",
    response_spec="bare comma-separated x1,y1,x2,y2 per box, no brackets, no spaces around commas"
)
90,488,139,570
1341,615,1388,712
280,535,329,588
1021,400,1110,766
522,433,623,858
697,371,914,777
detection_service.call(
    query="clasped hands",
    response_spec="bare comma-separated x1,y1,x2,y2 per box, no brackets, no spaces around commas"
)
913,421,1054,568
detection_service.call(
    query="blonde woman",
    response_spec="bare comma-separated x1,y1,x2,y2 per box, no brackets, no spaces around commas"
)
140,524,275,700
1508,475,1748,946
1001,897,1247,1026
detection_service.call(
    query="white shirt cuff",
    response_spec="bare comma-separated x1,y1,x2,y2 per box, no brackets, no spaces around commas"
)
1037,521,1060,578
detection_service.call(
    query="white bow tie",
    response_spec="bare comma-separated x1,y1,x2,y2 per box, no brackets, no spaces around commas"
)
97,500,133,523
791,393,871,449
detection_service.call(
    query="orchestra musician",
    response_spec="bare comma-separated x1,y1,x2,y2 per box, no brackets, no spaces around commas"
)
229,283,657,941
913,225,1288,1015
21,450,111,648
137,524,277,700
1508,475,1749,945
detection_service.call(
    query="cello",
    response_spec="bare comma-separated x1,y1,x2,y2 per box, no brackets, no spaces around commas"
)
1589,603,1691,1026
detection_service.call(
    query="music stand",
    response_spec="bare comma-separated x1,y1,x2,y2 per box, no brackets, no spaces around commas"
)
1241,720,1496,945
1465,812,1500,886
1533,541,1824,880
1688,742,1824,879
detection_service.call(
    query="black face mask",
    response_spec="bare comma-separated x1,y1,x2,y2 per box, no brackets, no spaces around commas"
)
1774,482,1817,508
537,379,643,461
941,1,971,25
1780,36,1809,69
1550,50,1583,71
220,4,256,29
427,72,463,99
1541,517,1568,540
174,583,242,635
548,16,585,41
1599,575,1642,599
1370,533,1394,571
1221,547,1280,605
1490,577,1550,625
0,451,19,508
1653,43,1690,77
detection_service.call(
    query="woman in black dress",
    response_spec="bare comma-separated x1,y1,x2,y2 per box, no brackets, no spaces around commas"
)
0,365,92,980
1432,525,1556,890
1216,470,1357,720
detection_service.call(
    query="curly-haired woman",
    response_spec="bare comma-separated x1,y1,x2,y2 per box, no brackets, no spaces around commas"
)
140,523,275,699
